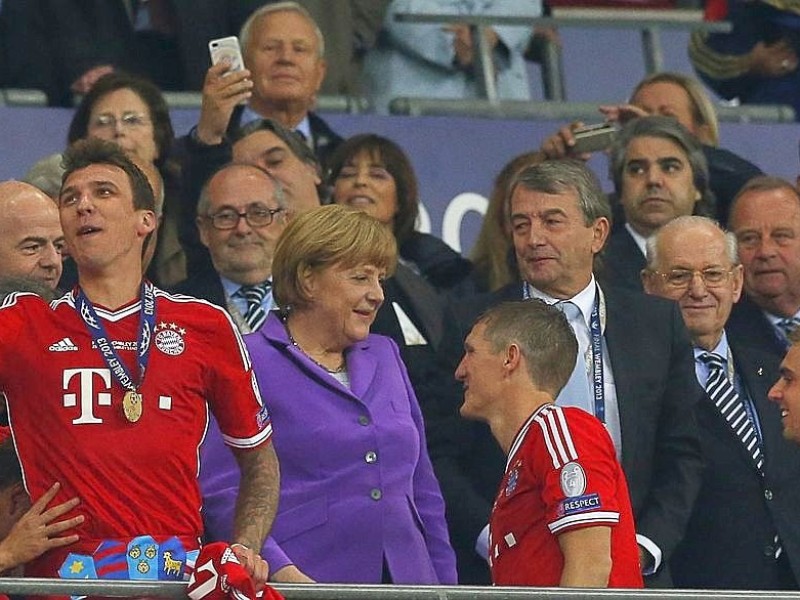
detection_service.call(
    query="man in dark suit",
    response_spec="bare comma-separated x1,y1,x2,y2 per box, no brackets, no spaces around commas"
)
643,215,800,589
429,159,703,585
599,116,714,292
180,118,322,277
539,71,762,225
174,162,287,333
188,2,342,170
728,176,800,360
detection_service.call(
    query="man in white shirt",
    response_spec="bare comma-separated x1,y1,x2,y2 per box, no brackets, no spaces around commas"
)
643,215,800,589
728,176,800,358
430,159,703,585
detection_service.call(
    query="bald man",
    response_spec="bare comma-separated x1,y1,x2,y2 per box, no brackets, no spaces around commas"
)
0,181,64,290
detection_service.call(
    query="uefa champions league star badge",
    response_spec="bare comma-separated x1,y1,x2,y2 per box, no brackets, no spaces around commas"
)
155,322,186,356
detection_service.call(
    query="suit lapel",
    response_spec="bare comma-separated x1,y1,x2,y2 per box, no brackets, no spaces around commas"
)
209,275,228,307
346,340,378,401
601,291,634,462
391,264,445,350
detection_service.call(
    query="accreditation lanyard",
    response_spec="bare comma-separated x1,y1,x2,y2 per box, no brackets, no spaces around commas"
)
523,282,606,422
75,281,156,395
588,294,605,423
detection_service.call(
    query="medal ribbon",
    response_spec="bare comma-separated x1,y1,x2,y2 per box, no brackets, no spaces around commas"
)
76,281,156,394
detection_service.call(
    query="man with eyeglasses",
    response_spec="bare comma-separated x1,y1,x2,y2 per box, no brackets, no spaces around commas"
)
181,117,321,279
642,215,800,590
599,116,714,292
174,162,287,333
727,176,800,360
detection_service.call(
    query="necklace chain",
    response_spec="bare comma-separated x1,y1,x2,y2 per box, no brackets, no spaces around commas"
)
284,320,346,373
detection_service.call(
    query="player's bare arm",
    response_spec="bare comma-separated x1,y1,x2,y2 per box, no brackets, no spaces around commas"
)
558,526,612,587
231,443,280,583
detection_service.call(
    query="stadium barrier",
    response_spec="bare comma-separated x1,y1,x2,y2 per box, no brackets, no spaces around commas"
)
1,579,799,600
388,97,796,123
0,90,371,114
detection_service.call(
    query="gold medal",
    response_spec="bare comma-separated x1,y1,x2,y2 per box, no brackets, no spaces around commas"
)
122,391,143,423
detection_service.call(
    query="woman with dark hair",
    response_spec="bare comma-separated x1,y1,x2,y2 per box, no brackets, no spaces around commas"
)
67,72,174,168
328,133,471,291
65,71,185,287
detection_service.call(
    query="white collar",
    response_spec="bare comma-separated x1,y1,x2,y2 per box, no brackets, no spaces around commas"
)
526,275,597,327
692,330,730,361
624,222,648,256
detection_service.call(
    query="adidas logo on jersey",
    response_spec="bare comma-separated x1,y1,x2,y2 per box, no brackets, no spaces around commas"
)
49,337,78,352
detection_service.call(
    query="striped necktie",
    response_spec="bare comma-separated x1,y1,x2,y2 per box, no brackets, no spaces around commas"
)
700,352,763,473
701,352,783,559
777,316,800,347
237,282,270,332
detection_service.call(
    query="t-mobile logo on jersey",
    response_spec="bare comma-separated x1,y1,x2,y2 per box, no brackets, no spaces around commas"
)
62,368,173,424
63,368,112,424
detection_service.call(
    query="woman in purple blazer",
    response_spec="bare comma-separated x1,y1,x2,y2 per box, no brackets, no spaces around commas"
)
200,205,457,584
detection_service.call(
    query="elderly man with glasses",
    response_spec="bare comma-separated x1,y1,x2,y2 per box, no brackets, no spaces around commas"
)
174,162,287,333
642,215,800,590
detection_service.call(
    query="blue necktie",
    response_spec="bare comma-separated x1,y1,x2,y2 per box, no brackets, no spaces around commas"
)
555,301,593,416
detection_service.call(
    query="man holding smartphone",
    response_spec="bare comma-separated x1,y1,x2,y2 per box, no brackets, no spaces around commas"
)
538,71,762,224
191,2,342,169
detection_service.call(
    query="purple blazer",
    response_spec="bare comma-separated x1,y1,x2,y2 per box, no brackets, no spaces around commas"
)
199,312,457,584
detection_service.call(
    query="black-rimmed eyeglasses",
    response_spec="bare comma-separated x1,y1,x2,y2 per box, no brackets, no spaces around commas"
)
205,206,284,230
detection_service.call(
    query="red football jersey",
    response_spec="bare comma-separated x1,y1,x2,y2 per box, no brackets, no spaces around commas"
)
489,404,642,587
0,289,271,575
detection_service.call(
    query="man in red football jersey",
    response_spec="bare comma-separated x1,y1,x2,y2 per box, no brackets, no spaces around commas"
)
456,300,642,588
0,139,278,590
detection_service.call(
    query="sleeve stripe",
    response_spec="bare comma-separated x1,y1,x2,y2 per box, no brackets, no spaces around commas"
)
0,292,25,309
222,423,272,449
555,407,579,459
535,405,578,469
548,511,620,534
537,411,561,467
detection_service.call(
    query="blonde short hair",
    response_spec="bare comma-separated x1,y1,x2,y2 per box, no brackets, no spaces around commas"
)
272,205,397,310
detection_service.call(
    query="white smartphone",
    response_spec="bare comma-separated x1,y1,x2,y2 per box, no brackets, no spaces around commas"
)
208,36,245,74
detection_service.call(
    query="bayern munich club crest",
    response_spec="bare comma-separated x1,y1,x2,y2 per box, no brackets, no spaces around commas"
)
155,322,186,356
505,460,522,496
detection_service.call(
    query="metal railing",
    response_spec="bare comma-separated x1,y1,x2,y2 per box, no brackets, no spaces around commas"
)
2,579,800,600
389,97,796,124
395,10,731,102
0,88,48,107
158,92,372,114
0,89,372,114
